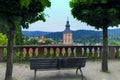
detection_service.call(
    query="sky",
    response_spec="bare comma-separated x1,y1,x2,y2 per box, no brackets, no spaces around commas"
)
23,0,120,32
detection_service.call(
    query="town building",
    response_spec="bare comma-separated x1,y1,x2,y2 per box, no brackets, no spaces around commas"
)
63,18,72,45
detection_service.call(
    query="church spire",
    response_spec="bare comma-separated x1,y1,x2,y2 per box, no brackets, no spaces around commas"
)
63,17,72,45
64,17,72,33
66,17,70,28
67,16,69,21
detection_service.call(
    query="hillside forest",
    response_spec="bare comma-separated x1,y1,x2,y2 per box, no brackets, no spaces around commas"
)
22,29,120,46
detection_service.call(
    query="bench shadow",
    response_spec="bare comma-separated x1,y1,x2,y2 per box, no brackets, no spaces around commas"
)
29,72,87,80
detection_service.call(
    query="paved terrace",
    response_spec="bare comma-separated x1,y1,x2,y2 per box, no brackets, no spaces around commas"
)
0,60,120,80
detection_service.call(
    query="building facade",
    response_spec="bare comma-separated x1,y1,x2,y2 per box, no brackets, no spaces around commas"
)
63,19,72,45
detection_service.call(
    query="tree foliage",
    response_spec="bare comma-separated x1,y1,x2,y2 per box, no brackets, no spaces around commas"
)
0,0,51,29
0,0,51,80
38,39,52,45
23,36,38,45
70,0,120,72
0,33,8,45
70,0,120,29
14,26,23,45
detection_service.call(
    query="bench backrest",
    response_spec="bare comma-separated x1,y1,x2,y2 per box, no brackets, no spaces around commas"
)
30,57,87,70
30,58,58,70
58,57,87,68
66,57,86,68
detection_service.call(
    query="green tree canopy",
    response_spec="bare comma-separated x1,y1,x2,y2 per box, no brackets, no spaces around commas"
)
0,33,8,45
0,0,51,80
70,0,120,72
70,0,120,28
0,0,51,29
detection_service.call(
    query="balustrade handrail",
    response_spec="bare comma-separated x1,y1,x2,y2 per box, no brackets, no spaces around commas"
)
0,45,120,47
0,45,120,62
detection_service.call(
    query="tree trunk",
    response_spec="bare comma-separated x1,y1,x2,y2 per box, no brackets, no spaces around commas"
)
5,25,15,80
102,26,108,72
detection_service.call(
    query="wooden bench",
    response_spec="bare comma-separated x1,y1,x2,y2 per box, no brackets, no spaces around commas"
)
30,57,87,80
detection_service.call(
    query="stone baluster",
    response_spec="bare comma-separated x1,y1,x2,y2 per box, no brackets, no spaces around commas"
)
99,47,102,58
35,48,38,57
50,48,53,57
96,47,100,59
13,47,17,61
55,47,58,57
94,47,98,59
32,47,36,58
59,47,63,57
38,47,44,58
19,47,23,61
25,48,29,61
109,46,116,59
64,47,68,57
0,47,4,62
53,47,56,58
62,47,65,57
116,47,119,58
70,47,74,57
46,47,50,58
89,47,92,58
43,48,46,57
76,47,82,57
13,46,23,61
83,47,87,57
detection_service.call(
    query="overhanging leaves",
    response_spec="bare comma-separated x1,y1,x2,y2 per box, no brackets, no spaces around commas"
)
70,0,120,29
19,0,31,7
40,0,51,7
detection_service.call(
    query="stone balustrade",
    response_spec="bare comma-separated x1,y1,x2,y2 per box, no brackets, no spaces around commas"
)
0,45,119,62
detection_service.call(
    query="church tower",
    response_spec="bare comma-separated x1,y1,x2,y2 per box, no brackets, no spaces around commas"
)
63,18,72,45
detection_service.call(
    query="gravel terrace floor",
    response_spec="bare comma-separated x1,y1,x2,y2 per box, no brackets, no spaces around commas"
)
0,60,120,80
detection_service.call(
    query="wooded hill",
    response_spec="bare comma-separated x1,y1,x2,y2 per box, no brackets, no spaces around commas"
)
22,29,120,45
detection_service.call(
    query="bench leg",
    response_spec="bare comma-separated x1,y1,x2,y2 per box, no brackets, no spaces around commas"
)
34,69,37,80
76,67,79,75
76,67,84,80
79,68,83,80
